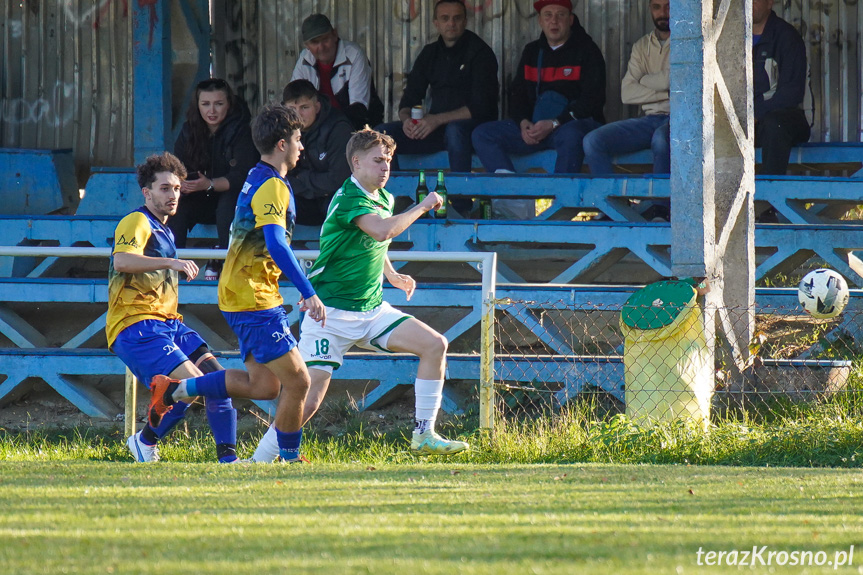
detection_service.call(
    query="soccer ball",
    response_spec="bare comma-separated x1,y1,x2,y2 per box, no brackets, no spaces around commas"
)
797,269,850,319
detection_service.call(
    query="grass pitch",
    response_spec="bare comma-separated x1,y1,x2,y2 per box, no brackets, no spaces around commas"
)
1,461,861,574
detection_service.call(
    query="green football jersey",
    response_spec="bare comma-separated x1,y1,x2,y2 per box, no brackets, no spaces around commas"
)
307,177,394,311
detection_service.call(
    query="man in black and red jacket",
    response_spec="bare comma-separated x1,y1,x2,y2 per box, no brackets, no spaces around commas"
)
472,0,605,174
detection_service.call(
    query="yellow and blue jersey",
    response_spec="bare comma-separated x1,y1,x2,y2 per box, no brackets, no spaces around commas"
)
106,207,182,347
218,161,297,312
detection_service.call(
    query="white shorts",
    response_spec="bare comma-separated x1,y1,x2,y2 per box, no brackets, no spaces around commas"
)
298,301,413,373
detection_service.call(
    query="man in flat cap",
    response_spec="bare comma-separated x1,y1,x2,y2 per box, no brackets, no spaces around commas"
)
291,13,384,130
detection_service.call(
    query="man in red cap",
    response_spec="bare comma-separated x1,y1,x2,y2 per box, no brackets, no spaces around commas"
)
472,0,606,174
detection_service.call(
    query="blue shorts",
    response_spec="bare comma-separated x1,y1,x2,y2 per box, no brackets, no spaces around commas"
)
112,319,207,387
222,306,297,364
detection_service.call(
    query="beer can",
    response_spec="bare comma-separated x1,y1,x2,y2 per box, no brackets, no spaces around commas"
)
411,105,424,123
479,199,492,220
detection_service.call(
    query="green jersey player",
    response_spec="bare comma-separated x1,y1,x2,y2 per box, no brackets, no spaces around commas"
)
252,127,468,460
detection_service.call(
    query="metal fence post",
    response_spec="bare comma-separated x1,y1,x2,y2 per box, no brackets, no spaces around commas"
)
479,253,497,431
124,368,137,438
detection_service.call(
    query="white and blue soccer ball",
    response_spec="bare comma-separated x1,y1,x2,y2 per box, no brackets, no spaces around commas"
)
797,268,850,319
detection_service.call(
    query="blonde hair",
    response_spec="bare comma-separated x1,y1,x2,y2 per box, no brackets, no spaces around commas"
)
345,126,396,165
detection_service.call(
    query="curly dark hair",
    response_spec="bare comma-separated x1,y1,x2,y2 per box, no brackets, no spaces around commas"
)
252,104,304,155
182,78,236,171
345,126,396,165
136,152,187,189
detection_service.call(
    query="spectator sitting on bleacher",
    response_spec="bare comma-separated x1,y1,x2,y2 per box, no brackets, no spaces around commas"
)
752,0,812,175
583,0,670,175
292,13,385,131
472,0,605,174
170,78,259,279
376,0,499,178
281,79,353,226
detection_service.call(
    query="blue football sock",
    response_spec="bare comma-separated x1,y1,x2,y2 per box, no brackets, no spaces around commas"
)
206,398,238,463
186,371,228,399
276,427,303,461
149,400,190,441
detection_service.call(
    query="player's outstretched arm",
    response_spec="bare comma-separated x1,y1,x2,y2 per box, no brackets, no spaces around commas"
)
383,255,415,301
113,252,199,280
262,224,326,325
355,191,443,242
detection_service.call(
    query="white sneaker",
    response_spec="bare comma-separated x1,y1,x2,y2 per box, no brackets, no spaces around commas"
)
203,260,221,281
126,431,159,462
411,430,469,455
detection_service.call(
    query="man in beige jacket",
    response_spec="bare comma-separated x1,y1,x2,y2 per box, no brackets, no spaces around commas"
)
583,0,670,174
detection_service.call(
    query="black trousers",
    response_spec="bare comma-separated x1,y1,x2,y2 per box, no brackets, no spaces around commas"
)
755,108,811,175
168,190,239,248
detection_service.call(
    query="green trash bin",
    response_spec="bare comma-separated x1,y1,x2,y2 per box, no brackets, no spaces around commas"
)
620,280,712,429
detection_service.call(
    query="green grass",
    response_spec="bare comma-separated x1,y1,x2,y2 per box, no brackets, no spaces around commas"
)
2,399,863,468
1,461,862,574
1,411,862,574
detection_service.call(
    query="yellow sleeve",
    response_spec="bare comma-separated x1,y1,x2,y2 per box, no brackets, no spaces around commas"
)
251,177,291,229
112,212,151,255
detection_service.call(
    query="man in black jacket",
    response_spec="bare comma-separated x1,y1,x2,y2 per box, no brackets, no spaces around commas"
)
472,0,605,174
282,80,353,226
376,0,499,173
752,0,811,175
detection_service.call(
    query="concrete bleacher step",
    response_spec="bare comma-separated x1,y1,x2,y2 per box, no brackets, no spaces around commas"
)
0,148,80,215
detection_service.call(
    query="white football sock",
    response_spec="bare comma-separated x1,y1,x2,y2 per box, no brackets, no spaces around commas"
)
171,380,191,402
252,424,279,462
414,378,444,432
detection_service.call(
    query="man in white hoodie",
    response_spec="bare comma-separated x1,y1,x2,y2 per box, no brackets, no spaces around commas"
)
583,0,670,174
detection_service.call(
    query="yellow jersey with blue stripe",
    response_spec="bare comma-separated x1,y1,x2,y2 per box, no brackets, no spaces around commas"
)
218,161,297,312
106,207,182,347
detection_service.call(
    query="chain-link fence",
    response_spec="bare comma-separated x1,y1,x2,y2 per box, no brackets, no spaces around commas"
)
492,294,863,426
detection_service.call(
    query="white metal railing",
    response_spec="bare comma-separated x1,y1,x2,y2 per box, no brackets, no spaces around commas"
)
0,246,499,431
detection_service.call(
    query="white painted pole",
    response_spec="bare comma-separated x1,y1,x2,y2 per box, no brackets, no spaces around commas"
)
478,252,498,431
124,368,137,438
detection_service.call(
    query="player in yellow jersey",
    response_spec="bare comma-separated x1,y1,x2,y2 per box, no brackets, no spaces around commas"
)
109,152,250,463
148,105,326,462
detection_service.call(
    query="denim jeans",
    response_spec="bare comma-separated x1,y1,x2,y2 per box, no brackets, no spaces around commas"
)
375,118,480,173
471,117,602,173
582,114,670,174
